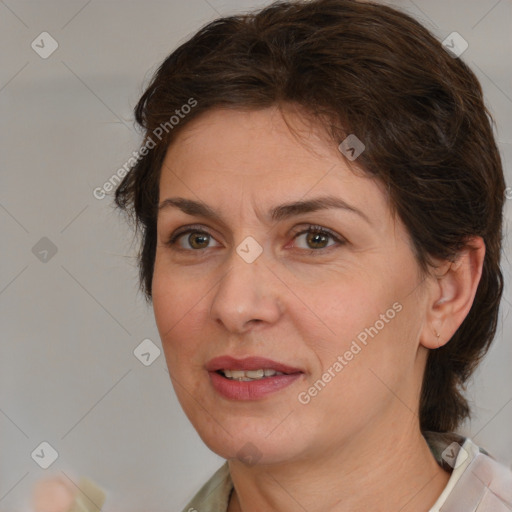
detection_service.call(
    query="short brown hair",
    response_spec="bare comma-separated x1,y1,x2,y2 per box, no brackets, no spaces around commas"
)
115,0,505,433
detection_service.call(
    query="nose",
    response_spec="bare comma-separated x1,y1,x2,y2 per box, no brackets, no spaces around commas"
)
209,248,284,333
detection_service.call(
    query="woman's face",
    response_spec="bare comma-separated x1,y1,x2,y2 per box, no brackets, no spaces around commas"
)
153,106,432,465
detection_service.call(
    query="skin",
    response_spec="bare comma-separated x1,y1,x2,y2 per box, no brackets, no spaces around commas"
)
32,478,76,512
152,105,485,511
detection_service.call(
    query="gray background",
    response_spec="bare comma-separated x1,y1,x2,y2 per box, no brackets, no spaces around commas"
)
1,0,511,511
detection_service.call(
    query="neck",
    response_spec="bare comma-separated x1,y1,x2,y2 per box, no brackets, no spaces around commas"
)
227,422,451,512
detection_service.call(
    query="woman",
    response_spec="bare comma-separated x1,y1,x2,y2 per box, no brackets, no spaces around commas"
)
114,0,512,510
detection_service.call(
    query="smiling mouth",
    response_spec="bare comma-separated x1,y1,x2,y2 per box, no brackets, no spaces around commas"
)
208,360,304,400
216,369,289,381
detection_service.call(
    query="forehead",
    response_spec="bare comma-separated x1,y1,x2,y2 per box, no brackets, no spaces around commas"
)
168,107,331,167
158,107,390,222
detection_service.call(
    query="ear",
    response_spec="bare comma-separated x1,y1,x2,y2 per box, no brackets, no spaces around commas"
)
420,236,486,349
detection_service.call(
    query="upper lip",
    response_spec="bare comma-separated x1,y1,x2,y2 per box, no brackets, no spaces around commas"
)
205,356,304,374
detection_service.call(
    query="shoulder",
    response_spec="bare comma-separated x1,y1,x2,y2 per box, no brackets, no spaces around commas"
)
425,431,512,512
180,462,233,512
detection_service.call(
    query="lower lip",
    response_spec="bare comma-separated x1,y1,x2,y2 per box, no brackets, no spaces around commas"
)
208,371,303,400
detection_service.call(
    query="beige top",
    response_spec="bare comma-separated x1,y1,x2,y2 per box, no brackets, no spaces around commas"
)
180,432,512,512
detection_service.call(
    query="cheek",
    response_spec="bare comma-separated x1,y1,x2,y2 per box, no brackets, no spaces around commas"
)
299,306,416,429
151,269,207,364
324,294,422,409
301,272,418,385
296,272,392,346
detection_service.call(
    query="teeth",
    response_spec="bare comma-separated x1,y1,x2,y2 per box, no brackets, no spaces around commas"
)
244,370,265,379
221,369,285,380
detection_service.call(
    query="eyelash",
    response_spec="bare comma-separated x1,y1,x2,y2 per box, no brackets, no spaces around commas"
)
165,224,345,255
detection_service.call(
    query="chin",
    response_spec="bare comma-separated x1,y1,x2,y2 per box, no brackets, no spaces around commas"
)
194,422,305,466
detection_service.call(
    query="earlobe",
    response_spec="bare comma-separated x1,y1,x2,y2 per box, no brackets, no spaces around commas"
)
432,328,441,349
420,237,486,350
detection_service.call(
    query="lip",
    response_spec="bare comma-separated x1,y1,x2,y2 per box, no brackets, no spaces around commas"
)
205,355,304,374
205,356,305,401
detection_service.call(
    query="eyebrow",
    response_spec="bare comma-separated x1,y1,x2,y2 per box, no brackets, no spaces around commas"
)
158,195,371,225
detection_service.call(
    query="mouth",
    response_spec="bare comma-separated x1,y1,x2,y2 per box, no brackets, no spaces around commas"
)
205,355,304,400
215,368,288,381
205,355,304,375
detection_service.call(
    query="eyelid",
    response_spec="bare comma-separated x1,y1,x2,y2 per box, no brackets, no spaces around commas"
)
290,224,343,240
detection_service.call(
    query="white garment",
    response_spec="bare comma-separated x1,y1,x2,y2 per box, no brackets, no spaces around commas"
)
426,433,512,511
181,432,512,511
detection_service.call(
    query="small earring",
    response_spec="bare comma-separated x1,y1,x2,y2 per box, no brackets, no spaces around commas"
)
435,330,440,339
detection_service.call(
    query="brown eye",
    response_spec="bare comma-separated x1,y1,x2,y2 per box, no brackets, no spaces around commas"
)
166,227,221,250
304,231,330,249
187,232,210,249
292,225,344,252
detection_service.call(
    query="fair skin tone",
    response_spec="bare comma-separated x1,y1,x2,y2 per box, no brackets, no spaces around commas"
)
152,105,485,512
